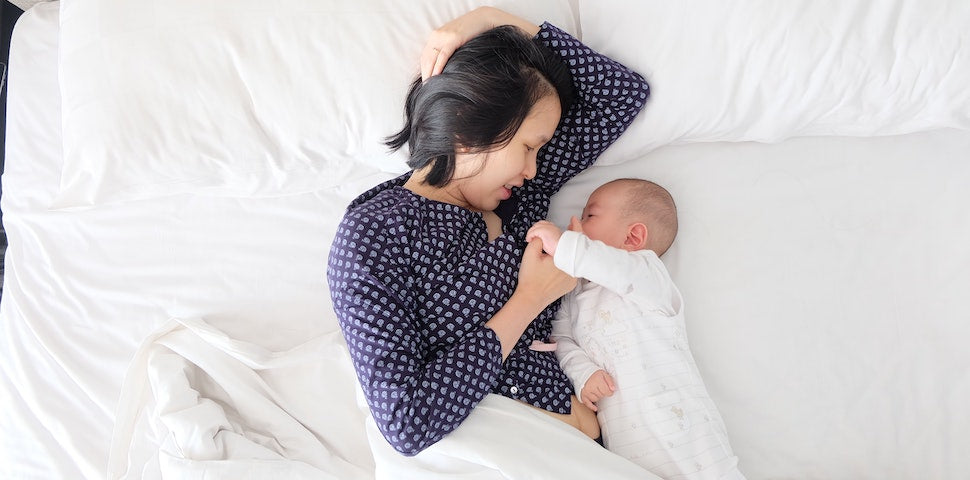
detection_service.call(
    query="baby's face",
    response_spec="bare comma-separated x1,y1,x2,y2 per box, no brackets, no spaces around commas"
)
577,183,631,250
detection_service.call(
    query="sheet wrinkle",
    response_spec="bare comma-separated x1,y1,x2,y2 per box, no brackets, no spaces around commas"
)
224,51,285,164
9,292,117,422
108,317,370,480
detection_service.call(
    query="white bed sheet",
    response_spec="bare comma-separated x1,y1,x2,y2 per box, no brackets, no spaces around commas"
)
558,130,970,479
3,3,970,480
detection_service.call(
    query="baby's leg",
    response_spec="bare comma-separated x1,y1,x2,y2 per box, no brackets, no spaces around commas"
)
526,395,600,439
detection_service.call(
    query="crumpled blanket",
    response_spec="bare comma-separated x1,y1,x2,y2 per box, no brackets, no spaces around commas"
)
109,317,655,479
107,318,373,479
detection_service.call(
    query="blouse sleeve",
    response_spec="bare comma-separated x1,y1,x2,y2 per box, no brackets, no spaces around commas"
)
327,212,504,456
530,22,650,196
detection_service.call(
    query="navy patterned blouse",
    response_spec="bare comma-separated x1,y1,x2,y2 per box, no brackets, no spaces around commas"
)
328,22,649,456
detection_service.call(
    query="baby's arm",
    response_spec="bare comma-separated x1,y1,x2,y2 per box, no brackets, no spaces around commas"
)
527,216,585,256
551,296,605,409
554,231,680,315
553,299,617,412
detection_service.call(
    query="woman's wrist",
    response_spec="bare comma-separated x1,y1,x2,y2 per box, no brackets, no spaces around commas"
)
485,291,547,358
507,288,550,318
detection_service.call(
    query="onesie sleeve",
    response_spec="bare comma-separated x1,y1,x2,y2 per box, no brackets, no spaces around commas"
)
327,212,504,456
554,231,681,315
530,22,650,196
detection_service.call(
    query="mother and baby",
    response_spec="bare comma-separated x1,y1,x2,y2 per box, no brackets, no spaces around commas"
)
328,6,744,479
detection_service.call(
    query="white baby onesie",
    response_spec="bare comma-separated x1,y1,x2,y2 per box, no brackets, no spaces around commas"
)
552,231,745,480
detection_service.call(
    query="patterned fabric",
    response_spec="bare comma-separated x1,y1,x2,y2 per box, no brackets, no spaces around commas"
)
327,22,649,456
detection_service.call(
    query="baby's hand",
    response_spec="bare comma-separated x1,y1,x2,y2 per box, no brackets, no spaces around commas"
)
580,369,616,412
526,220,564,256
567,215,584,234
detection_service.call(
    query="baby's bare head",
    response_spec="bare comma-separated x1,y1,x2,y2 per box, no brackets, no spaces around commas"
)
598,178,678,256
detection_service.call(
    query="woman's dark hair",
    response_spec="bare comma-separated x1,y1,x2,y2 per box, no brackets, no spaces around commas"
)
385,25,575,187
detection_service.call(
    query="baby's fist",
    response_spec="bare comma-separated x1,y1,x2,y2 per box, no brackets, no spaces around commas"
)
580,369,616,412
526,220,564,256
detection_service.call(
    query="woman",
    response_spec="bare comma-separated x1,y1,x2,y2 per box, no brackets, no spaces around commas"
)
327,6,649,456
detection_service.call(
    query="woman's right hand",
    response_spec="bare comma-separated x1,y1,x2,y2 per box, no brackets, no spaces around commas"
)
516,238,577,306
420,7,540,81
486,239,575,359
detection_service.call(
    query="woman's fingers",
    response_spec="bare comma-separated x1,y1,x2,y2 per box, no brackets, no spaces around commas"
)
420,7,505,80
525,237,545,256
419,17,471,80
420,43,443,81
421,42,456,81
518,238,575,305
420,48,436,81
430,46,452,78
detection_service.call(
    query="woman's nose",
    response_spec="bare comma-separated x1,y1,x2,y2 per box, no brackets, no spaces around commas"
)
523,156,538,180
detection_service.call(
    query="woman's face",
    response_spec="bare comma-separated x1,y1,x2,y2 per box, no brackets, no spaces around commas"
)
450,94,561,212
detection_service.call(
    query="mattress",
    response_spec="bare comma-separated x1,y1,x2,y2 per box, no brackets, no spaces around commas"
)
3,2,970,479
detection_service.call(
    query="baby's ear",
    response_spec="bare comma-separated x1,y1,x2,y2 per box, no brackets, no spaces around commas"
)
624,223,649,251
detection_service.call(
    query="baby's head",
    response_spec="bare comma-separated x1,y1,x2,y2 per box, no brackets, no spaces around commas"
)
577,178,678,256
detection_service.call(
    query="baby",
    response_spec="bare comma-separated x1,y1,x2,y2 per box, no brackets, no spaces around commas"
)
528,178,746,480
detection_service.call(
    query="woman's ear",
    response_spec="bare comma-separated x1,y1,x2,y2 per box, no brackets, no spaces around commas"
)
624,223,648,251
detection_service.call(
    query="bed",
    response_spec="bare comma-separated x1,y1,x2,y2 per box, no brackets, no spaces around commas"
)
2,0,969,478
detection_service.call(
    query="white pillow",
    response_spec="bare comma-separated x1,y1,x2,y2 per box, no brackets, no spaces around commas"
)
55,0,577,208
578,0,970,165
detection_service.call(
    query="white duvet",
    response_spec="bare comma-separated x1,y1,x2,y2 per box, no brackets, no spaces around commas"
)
109,318,373,480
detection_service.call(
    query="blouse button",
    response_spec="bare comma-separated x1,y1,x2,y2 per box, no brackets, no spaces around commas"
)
510,386,519,395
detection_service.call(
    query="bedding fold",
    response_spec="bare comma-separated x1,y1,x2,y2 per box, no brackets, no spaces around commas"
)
108,318,373,480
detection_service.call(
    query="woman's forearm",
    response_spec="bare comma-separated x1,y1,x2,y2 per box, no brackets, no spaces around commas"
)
484,290,547,359
487,239,576,359
476,6,541,37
